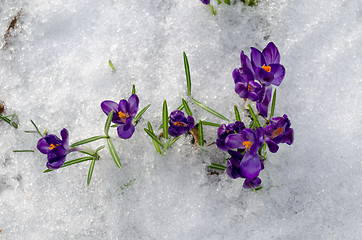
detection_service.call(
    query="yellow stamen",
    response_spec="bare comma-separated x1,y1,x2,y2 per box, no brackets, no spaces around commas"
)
271,127,284,138
243,141,252,150
248,84,252,91
49,143,60,150
118,111,127,119
262,64,271,72
226,130,229,133
174,121,182,126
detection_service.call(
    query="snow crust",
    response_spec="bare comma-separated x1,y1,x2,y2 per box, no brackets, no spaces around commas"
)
0,0,361,239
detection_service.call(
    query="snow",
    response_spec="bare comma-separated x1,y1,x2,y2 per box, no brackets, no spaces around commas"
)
0,0,361,239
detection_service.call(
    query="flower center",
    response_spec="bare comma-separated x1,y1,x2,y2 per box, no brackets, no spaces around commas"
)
262,64,271,72
49,143,60,150
247,84,252,91
174,121,187,127
271,127,284,138
118,111,128,119
242,141,252,150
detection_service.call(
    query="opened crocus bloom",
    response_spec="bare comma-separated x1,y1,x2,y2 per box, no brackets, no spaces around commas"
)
265,114,294,153
37,128,76,170
101,94,139,139
168,110,194,137
216,121,245,151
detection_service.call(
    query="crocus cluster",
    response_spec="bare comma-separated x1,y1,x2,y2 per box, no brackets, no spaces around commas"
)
168,110,194,137
233,42,285,117
37,128,78,170
217,115,293,189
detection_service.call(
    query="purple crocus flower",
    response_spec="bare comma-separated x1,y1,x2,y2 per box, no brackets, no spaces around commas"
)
101,94,139,139
265,114,294,153
250,42,286,86
233,68,264,102
200,0,210,4
226,150,263,189
216,121,245,151
37,128,77,170
225,127,265,180
168,110,195,137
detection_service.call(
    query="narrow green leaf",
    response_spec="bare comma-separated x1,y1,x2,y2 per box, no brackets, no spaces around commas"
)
30,120,43,137
132,84,136,94
183,52,191,97
210,163,227,169
104,110,114,136
109,60,116,70
211,5,216,15
110,124,120,128
191,98,230,121
224,0,230,5
201,121,221,127
249,121,255,129
234,106,241,121
79,151,94,156
162,100,168,139
95,145,105,153
13,150,34,152
248,104,261,128
161,138,173,155
71,135,109,147
147,122,161,154
158,103,184,130
24,130,38,133
168,135,181,148
182,98,192,116
144,127,164,148
198,120,204,146
87,156,97,186
43,157,94,173
270,89,277,120
133,104,151,124
0,113,18,129
208,164,227,171
107,138,122,169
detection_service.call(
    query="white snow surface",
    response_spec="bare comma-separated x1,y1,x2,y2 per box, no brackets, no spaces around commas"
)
0,0,361,239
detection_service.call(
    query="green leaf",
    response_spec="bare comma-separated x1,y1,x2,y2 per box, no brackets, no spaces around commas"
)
107,138,122,169
71,135,109,147
104,110,114,136
95,145,105,154
191,98,230,121
183,52,191,97
13,150,34,152
24,130,38,133
182,98,192,116
168,135,181,148
133,104,151,124
198,120,204,146
234,106,241,121
270,89,277,120
248,104,261,128
132,84,136,94
158,103,184,130
161,137,173,155
30,120,43,137
87,156,97,186
110,124,120,128
109,60,116,70
224,0,230,5
162,100,168,139
147,122,161,154
208,163,227,171
144,127,164,149
200,121,221,127
43,157,94,173
211,5,216,15
0,113,18,129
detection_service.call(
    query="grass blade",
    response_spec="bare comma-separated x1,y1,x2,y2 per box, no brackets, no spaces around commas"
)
208,163,227,171
107,138,122,169
109,60,116,70
13,150,34,152
104,110,114,136
133,104,151,124
182,98,193,116
147,122,161,154
162,100,169,139
168,135,181,148
270,89,277,120
183,52,191,97
144,127,164,148
248,104,261,128
234,105,241,121
191,98,229,121
201,121,221,127
161,138,173,155
132,84,136,94
0,113,18,129
71,135,109,147
43,157,94,173
198,120,204,146
87,156,97,186
30,120,43,137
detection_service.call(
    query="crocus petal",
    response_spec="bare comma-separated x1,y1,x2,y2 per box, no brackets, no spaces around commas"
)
53,145,69,156
251,47,266,68
117,122,135,139
187,116,195,130
269,64,285,86
169,110,186,122
284,128,294,145
242,128,256,143
235,82,248,99
216,139,228,151
240,152,262,180
217,124,227,138
225,133,245,149
257,68,274,84
101,100,119,115
128,94,139,117
266,140,279,153
240,51,254,73
47,152,66,170
118,99,129,115
226,157,242,179
243,177,262,189
200,0,210,4
256,87,272,118
262,42,280,65
227,150,243,159
37,138,51,154
60,128,70,150
168,125,180,137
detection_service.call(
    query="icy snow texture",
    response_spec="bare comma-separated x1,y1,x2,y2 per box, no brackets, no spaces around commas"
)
0,0,361,239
